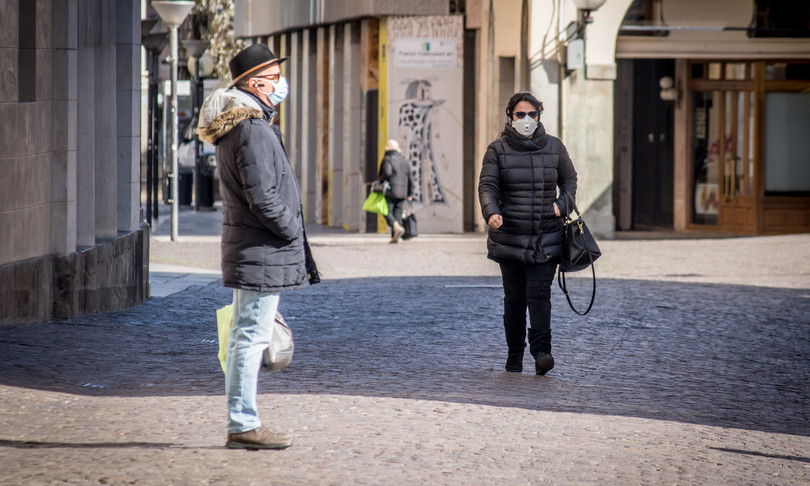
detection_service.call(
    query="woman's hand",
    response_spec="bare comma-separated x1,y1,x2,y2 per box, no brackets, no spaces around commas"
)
553,202,561,217
488,214,503,229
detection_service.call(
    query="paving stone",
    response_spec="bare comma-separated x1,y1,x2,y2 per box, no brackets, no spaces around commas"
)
1,209,808,484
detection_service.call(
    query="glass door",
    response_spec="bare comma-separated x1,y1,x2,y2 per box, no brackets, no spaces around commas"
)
717,88,755,232
688,61,756,232
690,91,719,225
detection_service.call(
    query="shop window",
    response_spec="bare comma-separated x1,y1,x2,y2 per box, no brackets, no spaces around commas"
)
18,0,36,102
690,61,754,81
749,0,810,38
708,63,722,81
764,92,810,195
765,62,810,80
725,63,747,81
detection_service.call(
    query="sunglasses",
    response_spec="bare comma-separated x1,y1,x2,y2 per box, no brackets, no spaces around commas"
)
514,111,539,119
254,73,281,83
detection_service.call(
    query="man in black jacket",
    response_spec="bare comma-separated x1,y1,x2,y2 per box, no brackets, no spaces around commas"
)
198,44,308,450
377,139,414,243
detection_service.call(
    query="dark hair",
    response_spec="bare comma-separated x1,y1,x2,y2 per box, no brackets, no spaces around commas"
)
505,92,544,120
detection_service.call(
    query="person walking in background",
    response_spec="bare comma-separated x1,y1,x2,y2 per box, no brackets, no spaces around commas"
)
377,139,414,244
197,44,312,450
478,92,578,375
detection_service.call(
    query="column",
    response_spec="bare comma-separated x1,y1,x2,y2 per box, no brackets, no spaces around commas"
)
115,0,141,232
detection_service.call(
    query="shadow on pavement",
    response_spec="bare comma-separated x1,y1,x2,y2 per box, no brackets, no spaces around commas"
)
708,447,810,464
0,276,808,438
0,439,179,449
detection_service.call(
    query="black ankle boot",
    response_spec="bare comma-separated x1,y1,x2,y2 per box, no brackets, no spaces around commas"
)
528,328,554,375
505,350,524,372
534,352,555,375
503,312,527,373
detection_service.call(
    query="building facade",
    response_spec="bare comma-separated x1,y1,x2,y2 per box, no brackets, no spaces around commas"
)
0,0,148,324
535,0,810,234
235,0,810,238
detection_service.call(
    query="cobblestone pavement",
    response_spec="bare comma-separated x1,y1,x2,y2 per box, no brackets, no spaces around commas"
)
1,208,809,485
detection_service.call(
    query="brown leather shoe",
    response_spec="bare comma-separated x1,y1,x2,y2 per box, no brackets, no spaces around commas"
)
226,426,294,450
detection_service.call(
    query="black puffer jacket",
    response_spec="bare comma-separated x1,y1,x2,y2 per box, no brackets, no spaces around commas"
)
478,122,577,264
197,88,308,292
377,150,414,200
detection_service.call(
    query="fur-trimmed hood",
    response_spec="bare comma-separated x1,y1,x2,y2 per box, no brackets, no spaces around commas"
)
196,88,264,144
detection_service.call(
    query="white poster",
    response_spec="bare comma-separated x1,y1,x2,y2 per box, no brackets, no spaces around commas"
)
387,16,464,233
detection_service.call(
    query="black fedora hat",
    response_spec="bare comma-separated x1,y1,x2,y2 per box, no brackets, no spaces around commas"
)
229,43,288,88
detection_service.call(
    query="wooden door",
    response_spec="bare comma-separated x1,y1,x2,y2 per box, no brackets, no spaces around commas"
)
717,89,756,233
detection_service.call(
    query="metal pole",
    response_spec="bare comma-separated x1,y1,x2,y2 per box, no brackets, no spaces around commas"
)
146,53,155,226
169,24,179,241
192,59,200,211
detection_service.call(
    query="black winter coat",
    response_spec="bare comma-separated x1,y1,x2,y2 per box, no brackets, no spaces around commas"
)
377,150,413,200
478,122,577,264
197,88,308,292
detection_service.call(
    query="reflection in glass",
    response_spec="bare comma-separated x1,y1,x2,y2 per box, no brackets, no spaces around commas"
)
765,92,810,194
708,63,722,80
691,92,719,224
748,91,755,196
725,63,747,80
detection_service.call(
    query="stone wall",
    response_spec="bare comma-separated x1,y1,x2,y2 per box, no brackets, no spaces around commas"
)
0,224,150,325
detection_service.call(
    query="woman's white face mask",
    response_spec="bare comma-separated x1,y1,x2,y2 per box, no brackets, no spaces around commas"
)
512,117,538,137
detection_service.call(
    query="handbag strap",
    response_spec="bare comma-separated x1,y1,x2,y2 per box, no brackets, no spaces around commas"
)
557,219,597,315
557,260,596,315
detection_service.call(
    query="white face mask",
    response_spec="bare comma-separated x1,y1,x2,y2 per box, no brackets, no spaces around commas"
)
258,76,289,106
512,116,538,137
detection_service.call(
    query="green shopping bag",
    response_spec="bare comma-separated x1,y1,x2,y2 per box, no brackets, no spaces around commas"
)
362,191,389,216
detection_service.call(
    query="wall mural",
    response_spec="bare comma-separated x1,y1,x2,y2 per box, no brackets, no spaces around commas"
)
387,16,463,233
398,79,446,204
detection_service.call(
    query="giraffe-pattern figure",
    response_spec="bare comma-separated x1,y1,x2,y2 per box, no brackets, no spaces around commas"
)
398,80,445,204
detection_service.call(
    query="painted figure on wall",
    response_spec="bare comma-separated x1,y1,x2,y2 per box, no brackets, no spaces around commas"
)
398,79,446,205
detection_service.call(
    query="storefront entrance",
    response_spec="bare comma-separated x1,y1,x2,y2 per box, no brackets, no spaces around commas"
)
688,62,756,232
685,60,810,234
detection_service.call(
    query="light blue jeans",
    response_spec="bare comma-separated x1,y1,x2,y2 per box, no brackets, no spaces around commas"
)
225,288,280,434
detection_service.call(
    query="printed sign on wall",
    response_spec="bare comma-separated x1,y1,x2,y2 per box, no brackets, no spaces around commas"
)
395,39,458,69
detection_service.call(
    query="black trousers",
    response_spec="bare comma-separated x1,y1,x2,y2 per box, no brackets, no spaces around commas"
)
384,196,405,232
498,260,558,355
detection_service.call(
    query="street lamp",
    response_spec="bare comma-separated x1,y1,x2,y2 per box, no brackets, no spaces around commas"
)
152,0,194,242
141,23,168,227
571,0,607,24
181,39,211,211
566,0,607,72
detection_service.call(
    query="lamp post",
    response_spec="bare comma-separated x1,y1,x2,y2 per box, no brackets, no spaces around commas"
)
181,39,210,211
152,0,194,242
142,23,168,227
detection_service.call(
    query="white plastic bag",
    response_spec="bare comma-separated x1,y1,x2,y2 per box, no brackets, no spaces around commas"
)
216,304,294,374
262,312,294,373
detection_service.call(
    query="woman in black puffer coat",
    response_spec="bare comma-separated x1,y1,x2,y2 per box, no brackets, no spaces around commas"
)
478,92,577,375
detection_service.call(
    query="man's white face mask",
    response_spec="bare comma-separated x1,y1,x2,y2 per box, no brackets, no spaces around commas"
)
258,76,289,106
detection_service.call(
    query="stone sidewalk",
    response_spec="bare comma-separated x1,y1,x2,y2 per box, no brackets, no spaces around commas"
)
1,207,809,485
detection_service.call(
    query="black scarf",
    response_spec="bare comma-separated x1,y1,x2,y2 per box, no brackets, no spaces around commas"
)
501,121,549,151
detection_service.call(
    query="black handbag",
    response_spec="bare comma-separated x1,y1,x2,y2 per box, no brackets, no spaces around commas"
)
402,201,418,240
557,207,601,315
